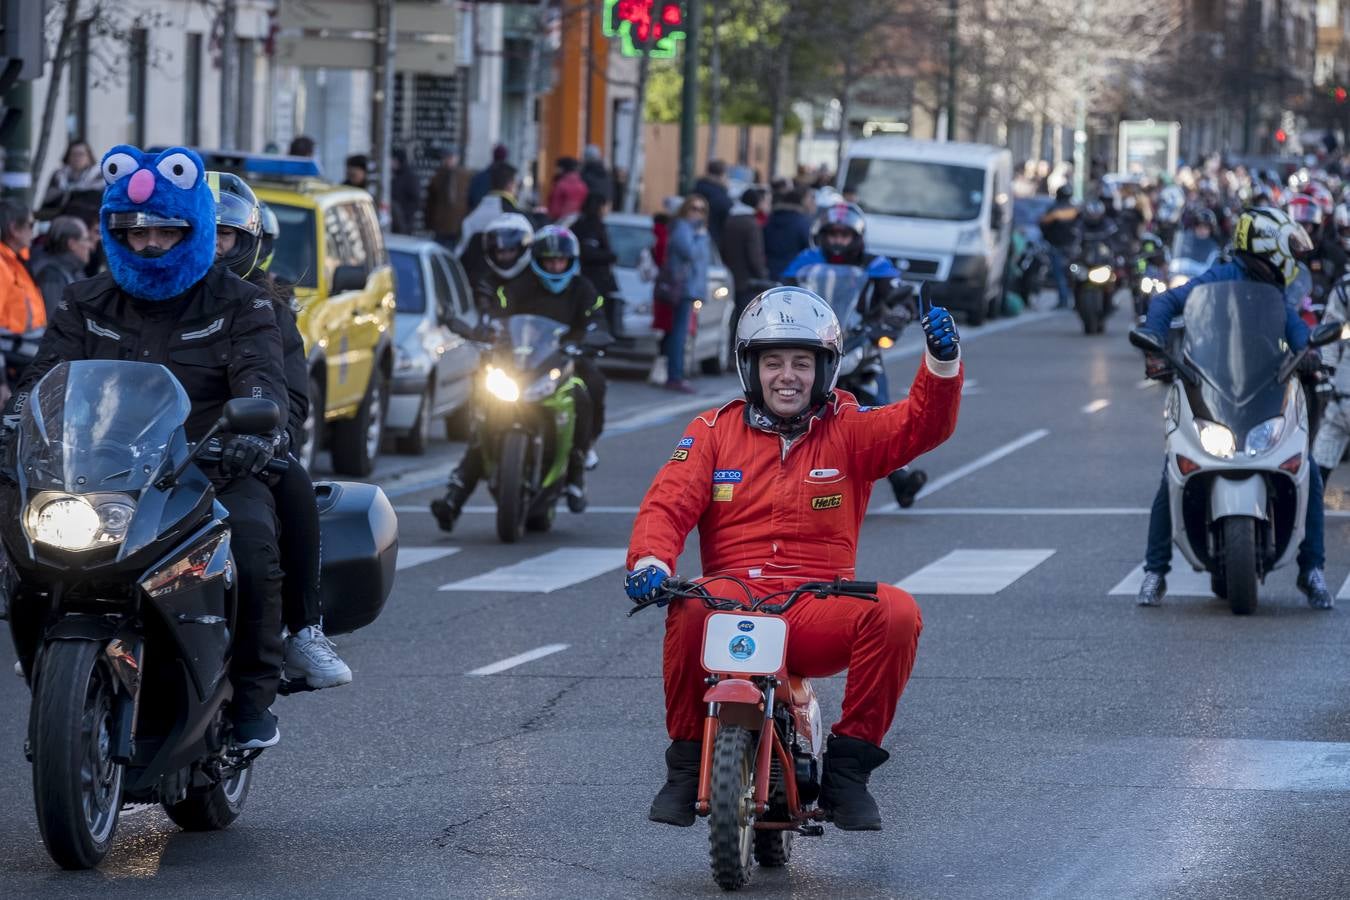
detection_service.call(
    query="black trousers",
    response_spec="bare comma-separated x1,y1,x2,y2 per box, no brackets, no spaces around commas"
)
573,356,606,443
274,456,322,633
217,475,284,715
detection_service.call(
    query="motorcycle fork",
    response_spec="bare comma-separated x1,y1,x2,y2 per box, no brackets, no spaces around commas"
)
750,679,777,816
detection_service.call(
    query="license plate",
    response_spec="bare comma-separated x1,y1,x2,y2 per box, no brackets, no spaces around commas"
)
701,612,787,676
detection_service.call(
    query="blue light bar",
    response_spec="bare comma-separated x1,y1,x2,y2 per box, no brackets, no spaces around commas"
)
146,147,324,180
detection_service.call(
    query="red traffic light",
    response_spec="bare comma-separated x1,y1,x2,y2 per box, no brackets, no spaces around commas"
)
1276,128,1288,144
1336,86,1347,103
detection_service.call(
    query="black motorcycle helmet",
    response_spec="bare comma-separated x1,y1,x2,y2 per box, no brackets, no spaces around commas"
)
811,203,866,264
1081,200,1106,225
257,202,280,272
1055,184,1073,202
1139,231,1167,266
208,170,263,278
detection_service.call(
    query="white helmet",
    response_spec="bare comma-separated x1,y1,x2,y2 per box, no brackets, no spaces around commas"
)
482,212,535,279
1336,202,1350,251
734,286,843,409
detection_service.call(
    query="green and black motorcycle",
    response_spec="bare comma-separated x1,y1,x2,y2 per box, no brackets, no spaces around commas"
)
455,314,608,542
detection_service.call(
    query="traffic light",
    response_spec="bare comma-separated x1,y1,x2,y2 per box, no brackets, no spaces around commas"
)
1276,128,1288,145
1336,86,1347,104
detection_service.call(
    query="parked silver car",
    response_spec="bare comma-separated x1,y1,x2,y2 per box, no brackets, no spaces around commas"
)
386,235,480,454
602,212,735,376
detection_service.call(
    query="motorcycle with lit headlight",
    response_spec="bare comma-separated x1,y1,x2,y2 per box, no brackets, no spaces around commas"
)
1129,283,1346,615
1069,239,1119,334
791,263,914,404
0,359,397,869
454,314,610,543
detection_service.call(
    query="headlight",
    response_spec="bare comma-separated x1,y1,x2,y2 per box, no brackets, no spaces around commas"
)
24,492,137,551
1195,419,1236,459
1244,416,1286,456
1140,277,1155,293
713,286,730,300
1169,274,1190,289
839,345,864,376
484,365,520,402
522,367,563,401
1088,266,1112,284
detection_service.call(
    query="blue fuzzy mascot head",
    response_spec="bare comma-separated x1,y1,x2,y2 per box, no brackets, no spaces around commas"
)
99,145,217,301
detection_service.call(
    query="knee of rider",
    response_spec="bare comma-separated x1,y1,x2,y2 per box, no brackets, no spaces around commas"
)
872,587,921,647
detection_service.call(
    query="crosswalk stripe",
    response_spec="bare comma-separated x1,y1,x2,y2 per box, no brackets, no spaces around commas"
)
1337,573,1350,601
897,549,1055,595
1108,565,1214,597
396,547,460,572
439,547,627,594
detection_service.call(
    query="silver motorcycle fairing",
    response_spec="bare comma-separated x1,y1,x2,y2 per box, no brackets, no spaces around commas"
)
1208,475,1267,521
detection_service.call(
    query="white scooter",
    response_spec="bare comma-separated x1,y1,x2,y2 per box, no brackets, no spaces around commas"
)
1130,281,1345,614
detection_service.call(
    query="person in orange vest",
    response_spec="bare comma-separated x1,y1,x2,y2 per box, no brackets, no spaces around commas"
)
0,200,45,333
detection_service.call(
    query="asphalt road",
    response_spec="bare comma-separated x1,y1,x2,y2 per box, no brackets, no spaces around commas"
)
4,299,1350,899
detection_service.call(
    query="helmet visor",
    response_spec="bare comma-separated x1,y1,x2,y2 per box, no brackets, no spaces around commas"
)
107,211,190,230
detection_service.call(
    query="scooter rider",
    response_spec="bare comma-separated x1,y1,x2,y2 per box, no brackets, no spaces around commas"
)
431,224,607,531
782,202,930,509
1134,206,1332,609
625,287,963,831
473,212,535,314
1313,271,1350,486
212,173,352,690
11,146,290,747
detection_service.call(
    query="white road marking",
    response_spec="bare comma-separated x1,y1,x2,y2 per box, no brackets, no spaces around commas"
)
396,547,460,571
467,643,570,676
1337,574,1350,601
1137,378,1162,389
880,429,1050,511
875,506,1149,516
439,547,627,593
1083,398,1110,414
897,549,1055,595
1109,564,1214,597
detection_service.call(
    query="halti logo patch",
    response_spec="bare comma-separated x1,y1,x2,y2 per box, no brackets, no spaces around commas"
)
677,436,695,448
669,449,689,461
712,469,743,483
811,494,843,510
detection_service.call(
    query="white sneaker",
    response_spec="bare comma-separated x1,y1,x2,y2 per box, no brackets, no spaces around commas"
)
584,448,599,470
647,356,668,386
283,625,353,689
13,660,22,678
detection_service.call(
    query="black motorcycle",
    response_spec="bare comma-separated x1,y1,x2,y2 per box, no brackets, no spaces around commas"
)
1,360,397,869
1070,239,1119,334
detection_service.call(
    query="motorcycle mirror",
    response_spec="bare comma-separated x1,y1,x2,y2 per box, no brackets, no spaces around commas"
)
224,398,281,436
1310,320,1346,348
1128,328,1166,353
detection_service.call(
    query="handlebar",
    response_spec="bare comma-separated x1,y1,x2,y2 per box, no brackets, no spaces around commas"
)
628,575,879,617
196,447,291,476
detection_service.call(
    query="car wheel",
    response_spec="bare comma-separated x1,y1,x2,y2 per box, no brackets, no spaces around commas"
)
967,296,987,326
298,373,324,470
395,382,434,456
331,368,387,477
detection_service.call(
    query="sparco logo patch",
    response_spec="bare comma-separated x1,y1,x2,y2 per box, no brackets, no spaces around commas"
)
712,469,743,483
811,494,843,510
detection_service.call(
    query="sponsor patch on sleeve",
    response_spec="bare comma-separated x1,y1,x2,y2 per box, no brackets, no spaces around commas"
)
712,469,743,483
810,493,843,510
677,436,695,448
669,448,689,461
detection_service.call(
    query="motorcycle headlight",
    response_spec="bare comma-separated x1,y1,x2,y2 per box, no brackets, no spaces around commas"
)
484,365,520,402
1243,416,1286,457
1140,277,1156,293
523,367,563,402
24,492,137,551
839,345,864,376
1195,419,1236,459
1169,274,1190,289
1088,266,1112,284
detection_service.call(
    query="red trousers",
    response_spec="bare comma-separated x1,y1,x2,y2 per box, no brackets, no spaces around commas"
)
662,577,923,746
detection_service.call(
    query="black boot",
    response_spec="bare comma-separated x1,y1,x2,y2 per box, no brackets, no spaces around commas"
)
430,475,471,533
819,734,889,831
649,740,701,827
888,468,928,509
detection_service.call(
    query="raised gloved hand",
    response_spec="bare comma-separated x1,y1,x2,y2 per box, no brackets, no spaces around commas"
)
921,305,960,361
625,565,669,604
220,433,276,477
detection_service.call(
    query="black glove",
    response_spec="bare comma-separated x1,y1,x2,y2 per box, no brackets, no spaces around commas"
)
1297,351,1323,378
220,433,276,477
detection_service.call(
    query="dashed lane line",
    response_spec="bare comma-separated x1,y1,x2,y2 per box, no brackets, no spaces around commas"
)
880,428,1051,511
467,643,570,676
1083,398,1110,414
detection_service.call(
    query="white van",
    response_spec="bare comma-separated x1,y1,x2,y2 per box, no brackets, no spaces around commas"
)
841,137,1013,324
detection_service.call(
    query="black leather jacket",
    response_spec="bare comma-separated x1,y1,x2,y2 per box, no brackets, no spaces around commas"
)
15,267,286,443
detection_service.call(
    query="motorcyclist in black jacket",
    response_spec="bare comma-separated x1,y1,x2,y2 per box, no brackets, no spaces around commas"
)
431,224,608,532
11,145,289,749
472,212,535,314
212,173,352,692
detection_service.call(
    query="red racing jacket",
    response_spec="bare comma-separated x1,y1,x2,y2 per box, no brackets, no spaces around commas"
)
627,353,962,581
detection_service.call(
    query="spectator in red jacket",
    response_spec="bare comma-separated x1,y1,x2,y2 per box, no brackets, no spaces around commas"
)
547,157,589,222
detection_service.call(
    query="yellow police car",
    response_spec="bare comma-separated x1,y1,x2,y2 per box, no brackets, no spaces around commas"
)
206,152,396,476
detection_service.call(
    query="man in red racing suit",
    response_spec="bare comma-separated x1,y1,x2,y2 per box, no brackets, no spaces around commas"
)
626,285,962,831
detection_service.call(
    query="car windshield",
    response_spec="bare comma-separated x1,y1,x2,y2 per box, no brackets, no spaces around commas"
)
607,222,655,268
17,360,190,493
845,158,985,221
267,202,318,288
389,250,425,314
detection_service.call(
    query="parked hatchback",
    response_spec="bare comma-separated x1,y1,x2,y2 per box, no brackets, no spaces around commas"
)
385,236,480,454
602,212,735,376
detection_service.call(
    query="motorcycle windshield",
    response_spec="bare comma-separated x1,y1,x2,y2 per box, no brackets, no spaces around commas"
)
500,314,568,372
16,360,190,493
1181,282,1289,438
793,264,870,329
1173,232,1219,266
